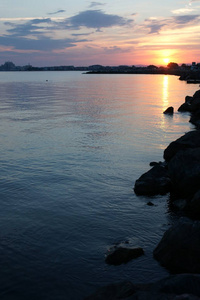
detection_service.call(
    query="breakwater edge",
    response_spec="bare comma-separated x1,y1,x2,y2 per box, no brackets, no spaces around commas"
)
85,88,200,299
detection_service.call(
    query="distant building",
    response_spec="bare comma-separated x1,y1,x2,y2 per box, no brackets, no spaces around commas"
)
1,61,16,71
191,62,200,71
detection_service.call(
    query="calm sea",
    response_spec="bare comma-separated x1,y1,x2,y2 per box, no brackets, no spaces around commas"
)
0,71,197,299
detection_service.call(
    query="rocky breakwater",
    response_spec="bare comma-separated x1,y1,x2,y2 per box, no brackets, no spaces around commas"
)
135,89,200,217
85,90,200,300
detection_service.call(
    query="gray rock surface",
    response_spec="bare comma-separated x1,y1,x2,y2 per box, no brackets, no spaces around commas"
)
168,148,200,198
105,246,144,265
163,131,200,162
153,218,200,273
134,165,171,196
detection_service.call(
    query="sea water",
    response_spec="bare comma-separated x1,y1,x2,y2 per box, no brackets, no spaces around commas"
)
0,71,197,299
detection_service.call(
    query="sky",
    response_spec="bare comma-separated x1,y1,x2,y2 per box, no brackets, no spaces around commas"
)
1,0,200,67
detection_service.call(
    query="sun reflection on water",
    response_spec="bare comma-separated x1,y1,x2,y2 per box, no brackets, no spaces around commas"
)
162,75,169,108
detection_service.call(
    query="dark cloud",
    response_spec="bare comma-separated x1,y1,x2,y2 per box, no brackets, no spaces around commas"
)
5,18,52,37
144,19,167,34
71,32,93,36
0,10,133,53
48,10,66,15
144,14,200,34
103,46,131,53
0,36,81,51
67,10,133,29
173,14,199,24
89,2,105,8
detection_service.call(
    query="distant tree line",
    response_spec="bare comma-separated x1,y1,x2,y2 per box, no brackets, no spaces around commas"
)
0,61,196,74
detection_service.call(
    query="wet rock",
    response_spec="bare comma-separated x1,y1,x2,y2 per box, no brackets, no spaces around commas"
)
190,109,200,128
154,218,200,273
147,201,154,206
178,102,191,112
190,97,200,112
85,274,200,299
163,130,200,162
185,95,193,104
168,148,200,198
105,246,144,265
188,190,200,219
149,161,166,167
134,165,171,196
173,199,187,210
192,89,200,99
163,106,174,114
84,281,136,300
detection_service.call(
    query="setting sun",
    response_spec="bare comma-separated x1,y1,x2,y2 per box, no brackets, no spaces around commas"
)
163,58,170,64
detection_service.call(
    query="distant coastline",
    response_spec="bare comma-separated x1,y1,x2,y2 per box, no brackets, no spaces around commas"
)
1,61,200,83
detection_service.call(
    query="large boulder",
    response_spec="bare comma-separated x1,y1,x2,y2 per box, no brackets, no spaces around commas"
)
192,89,200,99
190,109,200,128
188,190,200,219
163,130,200,162
190,97,200,112
163,106,174,115
178,102,191,112
134,165,171,196
168,148,200,198
178,95,193,112
105,246,144,265
153,218,200,273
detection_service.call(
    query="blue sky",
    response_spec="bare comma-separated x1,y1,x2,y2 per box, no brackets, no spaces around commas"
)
0,0,200,66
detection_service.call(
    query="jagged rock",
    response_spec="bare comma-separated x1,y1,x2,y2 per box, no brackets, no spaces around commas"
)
134,165,171,196
85,274,200,299
84,281,136,300
190,109,200,128
173,199,187,210
185,95,193,103
154,218,200,273
168,148,200,198
163,106,174,114
163,130,200,162
190,97,200,112
105,246,144,265
192,90,200,99
147,201,154,206
188,190,200,219
178,102,191,112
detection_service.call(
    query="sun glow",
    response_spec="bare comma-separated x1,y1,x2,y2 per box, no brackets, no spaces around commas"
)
163,58,170,64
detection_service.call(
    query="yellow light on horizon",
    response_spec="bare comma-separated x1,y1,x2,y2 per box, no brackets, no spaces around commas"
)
163,58,170,64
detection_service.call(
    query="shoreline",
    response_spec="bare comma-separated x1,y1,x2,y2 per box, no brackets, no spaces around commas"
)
85,89,200,299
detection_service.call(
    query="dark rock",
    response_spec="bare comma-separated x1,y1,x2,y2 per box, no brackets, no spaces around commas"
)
190,97,200,112
190,109,200,128
178,102,191,112
168,148,200,198
149,161,159,166
85,274,200,299
134,165,171,196
154,218,200,273
147,201,154,206
163,106,174,114
163,130,200,162
155,274,200,299
188,190,200,219
149,161,166,167
185,95,193,104
192,89,200,99
105,246,144,265
173,199,187,210
84,281,136,300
